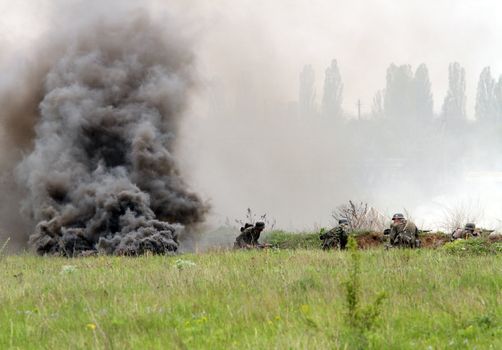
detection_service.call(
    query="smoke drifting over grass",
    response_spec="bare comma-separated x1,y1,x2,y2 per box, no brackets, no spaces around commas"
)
1,10,208,255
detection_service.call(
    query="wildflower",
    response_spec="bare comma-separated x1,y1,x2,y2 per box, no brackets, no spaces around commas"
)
86,323,96,330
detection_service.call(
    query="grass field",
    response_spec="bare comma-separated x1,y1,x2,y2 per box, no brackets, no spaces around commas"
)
1,242,501,349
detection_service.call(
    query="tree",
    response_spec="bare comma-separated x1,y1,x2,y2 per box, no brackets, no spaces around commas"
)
475,67,497,122
381,63,433,121
384,64,413,119
441,62,466,120
413,64,433,120
299,65,316,117
371,90,384,119
495,76,502,120
321,59,343,118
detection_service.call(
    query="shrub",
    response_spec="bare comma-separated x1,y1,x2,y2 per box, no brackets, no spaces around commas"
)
332,201,387,231
343,236,386,348
443,238,501,255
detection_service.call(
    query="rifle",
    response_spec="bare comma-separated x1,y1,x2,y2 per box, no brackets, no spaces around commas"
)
477,229,495,237
243,243,272,249
418,230,432,234
257,243,273,249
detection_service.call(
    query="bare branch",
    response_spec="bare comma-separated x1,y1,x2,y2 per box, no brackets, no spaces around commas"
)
332,201,386,231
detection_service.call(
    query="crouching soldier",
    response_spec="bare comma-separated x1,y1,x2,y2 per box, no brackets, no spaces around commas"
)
234,221,266,249
388,213,420,248
452,223,479,240
320,219,349,250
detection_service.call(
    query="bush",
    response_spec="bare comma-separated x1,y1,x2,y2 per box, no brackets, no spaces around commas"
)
443,238,502,255
343,236,386,348
332,201,387,231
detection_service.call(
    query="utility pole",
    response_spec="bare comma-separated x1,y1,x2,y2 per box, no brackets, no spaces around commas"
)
356,99,361,120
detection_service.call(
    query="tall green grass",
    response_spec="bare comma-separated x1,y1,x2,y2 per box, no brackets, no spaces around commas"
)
0,249,500,349
264,230,320,249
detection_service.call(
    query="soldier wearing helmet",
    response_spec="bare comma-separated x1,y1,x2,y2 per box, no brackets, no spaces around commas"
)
388,213,420,248
320,219,350,250
452,222,479,240
234,221,266,248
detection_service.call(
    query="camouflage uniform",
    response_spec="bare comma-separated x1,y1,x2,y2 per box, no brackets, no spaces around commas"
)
320,224,349,250
389,220,420,248
234,222,264,249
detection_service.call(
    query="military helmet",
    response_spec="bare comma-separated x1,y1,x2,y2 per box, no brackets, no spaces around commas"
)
240,223,253,232
338,219,349,225
464,223,475,230
255,221,265,229
392,213,405,220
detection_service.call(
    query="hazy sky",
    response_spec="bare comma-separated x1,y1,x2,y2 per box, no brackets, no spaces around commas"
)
2,0,502,233
2,0,502,117
197,0,502,117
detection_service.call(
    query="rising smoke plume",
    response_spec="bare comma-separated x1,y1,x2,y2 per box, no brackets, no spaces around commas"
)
4,1,502,248
2,13,208,255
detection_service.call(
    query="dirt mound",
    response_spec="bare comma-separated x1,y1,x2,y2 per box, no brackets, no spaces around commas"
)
488,235,502,243
355,232,384,249
420,233,450,248
354,231,452,249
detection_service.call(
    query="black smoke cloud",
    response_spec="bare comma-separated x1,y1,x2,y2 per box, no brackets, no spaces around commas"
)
4,14,208,255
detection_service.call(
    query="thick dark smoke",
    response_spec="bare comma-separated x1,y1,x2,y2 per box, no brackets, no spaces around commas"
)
6,15,208,255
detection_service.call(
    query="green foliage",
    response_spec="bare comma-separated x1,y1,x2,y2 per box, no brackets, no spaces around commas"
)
263,230,319,249
264,230,501,253
345,236,360,327
174,258,197,270
1,249,501,349
343,236,386,348
443,238,502,255
263,229,379,249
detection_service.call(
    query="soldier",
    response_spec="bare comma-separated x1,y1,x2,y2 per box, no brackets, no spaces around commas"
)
451,223,479,240
320,219,349,250
388,213,420,248
234,221,265,249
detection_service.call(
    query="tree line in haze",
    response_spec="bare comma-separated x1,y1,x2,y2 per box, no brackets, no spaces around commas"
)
299,60,502,123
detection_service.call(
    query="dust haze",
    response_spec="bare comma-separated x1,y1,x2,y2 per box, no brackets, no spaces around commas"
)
1,0,502,251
